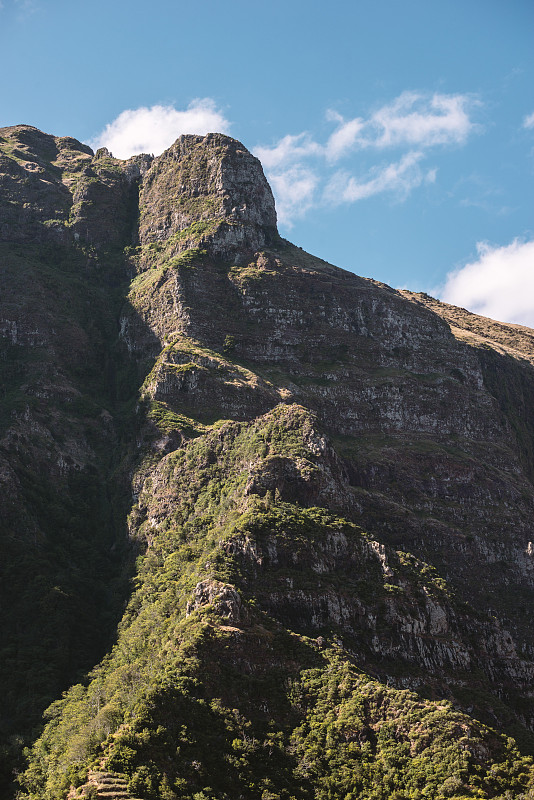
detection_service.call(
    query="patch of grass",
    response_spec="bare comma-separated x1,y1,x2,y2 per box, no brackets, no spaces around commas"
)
147,401,209,438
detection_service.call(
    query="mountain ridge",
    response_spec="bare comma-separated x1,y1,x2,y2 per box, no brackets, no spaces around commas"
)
1,124,534,799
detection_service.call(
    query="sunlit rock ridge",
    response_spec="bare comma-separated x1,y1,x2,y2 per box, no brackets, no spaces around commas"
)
1,124,534,799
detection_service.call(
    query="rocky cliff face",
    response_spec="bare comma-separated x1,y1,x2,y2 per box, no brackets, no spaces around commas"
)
138,133,277,262
2,125,534,799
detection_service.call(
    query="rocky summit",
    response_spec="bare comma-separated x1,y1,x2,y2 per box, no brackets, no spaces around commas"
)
1,124,534,800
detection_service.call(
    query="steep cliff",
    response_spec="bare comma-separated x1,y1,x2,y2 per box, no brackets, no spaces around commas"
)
1,125,534,799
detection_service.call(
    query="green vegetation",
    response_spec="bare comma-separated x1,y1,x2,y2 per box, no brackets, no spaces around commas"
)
167,248,209,270
147,401,209,437
17,404,534,799
223,334,236,353
289,658,534,799
228,261,279,285
167,220,220,246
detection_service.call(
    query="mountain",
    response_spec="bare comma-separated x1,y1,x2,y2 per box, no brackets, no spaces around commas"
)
1,124,534,800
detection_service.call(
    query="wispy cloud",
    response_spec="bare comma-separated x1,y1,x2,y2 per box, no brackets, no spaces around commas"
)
325,111,365,161
255,133,322,170
90,99,231,159
439,239,534,327
324,92,476,160
523,112,534,130
364,92,476,148
324,151,435,205
255,91,479,225
269,166,319,226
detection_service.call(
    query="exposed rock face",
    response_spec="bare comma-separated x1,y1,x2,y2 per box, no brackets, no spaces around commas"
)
138,133,277,262
2,125,534,799
187,579,246,624
121,235,534,654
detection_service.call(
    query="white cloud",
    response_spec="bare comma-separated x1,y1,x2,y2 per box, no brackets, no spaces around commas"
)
254,133,322,170
440,239,534,327
90,99,231,159
324,151,434,205
255,91,478,225
369,92,476,148
325,117,365,161
268,166,319,227
323,92,476,160
523,112,534,129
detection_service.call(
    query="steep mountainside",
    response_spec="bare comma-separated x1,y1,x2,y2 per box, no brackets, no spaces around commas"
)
1,125,534,799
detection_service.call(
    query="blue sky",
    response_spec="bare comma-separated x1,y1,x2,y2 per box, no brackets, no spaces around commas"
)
1,0,533,324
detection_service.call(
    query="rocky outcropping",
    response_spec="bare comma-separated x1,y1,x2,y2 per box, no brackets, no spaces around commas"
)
187,579,246,624
138,133,278,263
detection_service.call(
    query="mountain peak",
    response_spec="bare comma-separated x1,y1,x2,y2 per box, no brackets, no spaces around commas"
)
138,132,278,263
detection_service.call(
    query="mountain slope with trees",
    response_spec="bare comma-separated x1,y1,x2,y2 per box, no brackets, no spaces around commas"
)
1,125,534,799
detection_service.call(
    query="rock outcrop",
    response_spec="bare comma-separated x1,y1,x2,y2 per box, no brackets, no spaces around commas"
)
138,133,277,262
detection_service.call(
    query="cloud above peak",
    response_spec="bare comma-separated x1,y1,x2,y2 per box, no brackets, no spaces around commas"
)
255,91,479,225
324,151,435,205
90,99,231,159
255,133,322,170
324,92,476,160
367,91,476,148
